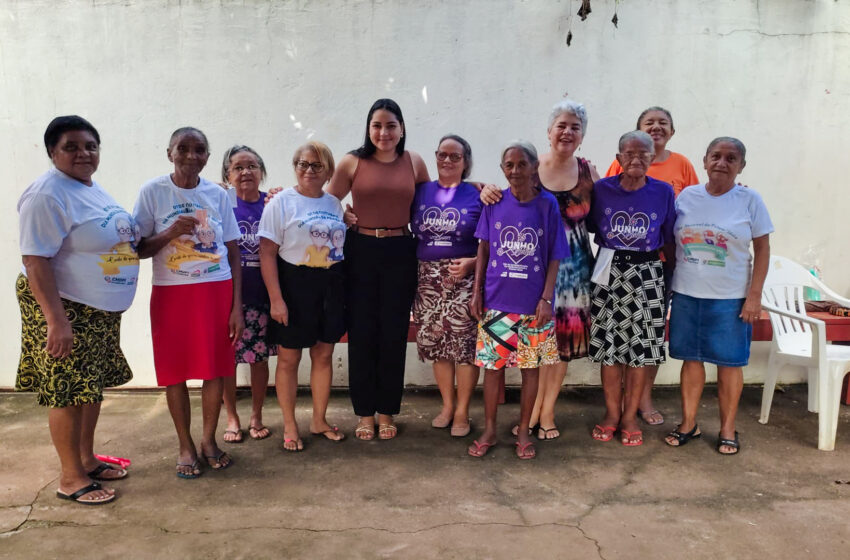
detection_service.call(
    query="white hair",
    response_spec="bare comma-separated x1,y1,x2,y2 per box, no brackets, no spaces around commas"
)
547,99,588,134
501,140,538,164
618,130,654,153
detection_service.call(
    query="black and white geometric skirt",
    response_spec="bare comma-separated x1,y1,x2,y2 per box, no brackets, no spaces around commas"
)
588,260,666,367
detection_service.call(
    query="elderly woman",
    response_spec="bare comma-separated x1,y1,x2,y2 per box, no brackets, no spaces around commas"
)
588,131,676,447
134,127,243,478
220,146,277,443
327,99,429,440
17,116,137,504
606,107,700,426
410,135,482,437
665,138,772,455
259,141,347,451
468,141,568,459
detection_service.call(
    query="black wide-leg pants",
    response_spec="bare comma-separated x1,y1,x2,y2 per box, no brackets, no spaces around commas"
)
344,232,417,417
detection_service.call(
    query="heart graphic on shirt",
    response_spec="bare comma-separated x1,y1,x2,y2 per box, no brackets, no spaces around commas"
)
608,211,650,247
497,226,539,264
419,206,461,236
238,220,260,253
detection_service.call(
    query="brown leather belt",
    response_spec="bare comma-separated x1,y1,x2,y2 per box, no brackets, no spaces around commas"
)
352,225,411,238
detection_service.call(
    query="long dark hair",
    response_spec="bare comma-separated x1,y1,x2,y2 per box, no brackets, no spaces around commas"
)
350,98,406,159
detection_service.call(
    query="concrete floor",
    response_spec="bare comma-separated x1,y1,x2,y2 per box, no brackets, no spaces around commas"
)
1,385,850,560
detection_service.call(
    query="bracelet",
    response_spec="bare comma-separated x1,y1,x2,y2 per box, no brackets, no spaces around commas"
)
540,297,552,305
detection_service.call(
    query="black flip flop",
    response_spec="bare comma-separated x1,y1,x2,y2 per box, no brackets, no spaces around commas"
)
665,424,702,447
87,462,128,480
717,431,740,455
56,481,115,505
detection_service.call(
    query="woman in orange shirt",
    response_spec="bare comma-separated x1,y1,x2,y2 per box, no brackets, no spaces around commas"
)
605,106,699,426
605,107,698,196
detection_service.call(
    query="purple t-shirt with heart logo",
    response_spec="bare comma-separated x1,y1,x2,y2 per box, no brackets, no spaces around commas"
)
588,176,676,252
475,188,569,315
235,193,268,306
412,181,483,261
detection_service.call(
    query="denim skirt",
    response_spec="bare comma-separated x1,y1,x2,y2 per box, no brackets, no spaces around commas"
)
668,292,752,367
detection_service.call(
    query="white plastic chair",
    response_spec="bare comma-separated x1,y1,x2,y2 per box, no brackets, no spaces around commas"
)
760,255,850,450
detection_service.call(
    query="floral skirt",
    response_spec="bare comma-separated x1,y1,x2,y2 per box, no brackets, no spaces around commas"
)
15,274,132,408
235,304,277,363
412,259,477,364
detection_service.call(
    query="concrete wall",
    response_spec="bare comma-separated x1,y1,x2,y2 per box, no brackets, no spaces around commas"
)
2,0,849,388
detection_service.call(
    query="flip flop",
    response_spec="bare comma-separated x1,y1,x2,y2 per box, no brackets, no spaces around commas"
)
378,423,398,440
638,409,665,425
620,429,643,447
537,426,560,440
591,424,617,442
56,481,115,505
223,429,244,443
248,425,271,440
283,438,304,452
202,451,233,470
665,424,701,447
311,426,346,442
87,463,128,481
468,440,496,457
354,424,375,441
515,441,537,459
717,431,740,455
511,423,535,437
176,460,202,479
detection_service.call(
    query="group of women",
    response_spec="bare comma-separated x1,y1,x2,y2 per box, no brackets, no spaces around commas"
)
16,98,772,504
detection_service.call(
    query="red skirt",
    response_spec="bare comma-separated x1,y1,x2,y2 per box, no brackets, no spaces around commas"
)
150,280,235,386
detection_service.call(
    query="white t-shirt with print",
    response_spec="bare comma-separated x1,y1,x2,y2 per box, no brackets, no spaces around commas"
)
133,175,240,286
672,184,774,299
257,187,346,268
18,168,140,312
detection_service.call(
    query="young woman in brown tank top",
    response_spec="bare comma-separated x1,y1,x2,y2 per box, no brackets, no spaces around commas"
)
326,98,430,441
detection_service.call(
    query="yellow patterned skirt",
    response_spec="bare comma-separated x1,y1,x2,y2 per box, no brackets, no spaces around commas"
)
15,274,132,408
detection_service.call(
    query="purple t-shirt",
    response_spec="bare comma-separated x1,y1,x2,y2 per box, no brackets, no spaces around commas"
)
588,176,676,252
475,188,569,315
412,181,482,261
235,193,268,306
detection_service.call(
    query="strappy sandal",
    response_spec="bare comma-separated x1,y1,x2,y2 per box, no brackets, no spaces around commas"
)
665,424,701,447
378,423,398,440
717,431,740,455
354,423,375,441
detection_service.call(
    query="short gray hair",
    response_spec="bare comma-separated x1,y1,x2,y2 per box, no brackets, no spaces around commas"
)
618,130,654,153
548,99,588,134
706,136,746,162
501,140,538,164
438,134,473,180
221,145,267,183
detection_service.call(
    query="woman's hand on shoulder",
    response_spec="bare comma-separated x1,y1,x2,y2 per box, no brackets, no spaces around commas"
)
409,151,431,184
265,187,284,205
480,184,502,205
586,159,601,182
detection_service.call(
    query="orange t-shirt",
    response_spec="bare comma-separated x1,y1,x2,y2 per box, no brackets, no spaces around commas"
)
605,151,699,196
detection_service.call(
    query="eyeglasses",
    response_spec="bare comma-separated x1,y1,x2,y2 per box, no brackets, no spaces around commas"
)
619,151,653,162
232,164,260,173
435,151,463,163
310,230,329,239
295,160,325,172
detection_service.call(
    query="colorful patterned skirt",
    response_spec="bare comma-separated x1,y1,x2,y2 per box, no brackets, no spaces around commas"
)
552,232,593,361
475,309,560,370
235,304,277,364
412,259,477,364
588,259,667,367
15,274,132,408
